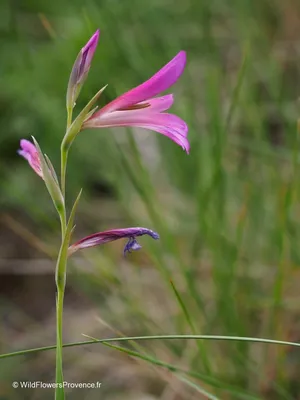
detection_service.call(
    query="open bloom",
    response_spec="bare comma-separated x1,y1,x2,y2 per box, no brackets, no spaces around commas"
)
68,227,159,256
18,139,43,178
67,30,100,110
82,51,189,153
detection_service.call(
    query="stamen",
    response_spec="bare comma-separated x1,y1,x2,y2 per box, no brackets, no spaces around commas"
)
117,102,151,111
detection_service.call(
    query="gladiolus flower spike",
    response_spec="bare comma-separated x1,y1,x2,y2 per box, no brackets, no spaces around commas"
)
83,51,189,153
18,139,43,178
68,227,160,257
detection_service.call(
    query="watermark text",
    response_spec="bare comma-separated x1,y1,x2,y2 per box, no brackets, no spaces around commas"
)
12,381,101,389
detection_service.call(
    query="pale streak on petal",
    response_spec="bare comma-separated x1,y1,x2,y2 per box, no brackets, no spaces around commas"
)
83,111,189,152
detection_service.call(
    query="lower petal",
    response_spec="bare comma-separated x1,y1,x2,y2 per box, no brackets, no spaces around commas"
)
83,112,189,153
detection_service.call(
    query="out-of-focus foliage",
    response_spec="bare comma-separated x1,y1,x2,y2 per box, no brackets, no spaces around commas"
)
2,0,300,399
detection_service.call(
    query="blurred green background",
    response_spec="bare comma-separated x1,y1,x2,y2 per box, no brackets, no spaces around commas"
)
1,0,300,398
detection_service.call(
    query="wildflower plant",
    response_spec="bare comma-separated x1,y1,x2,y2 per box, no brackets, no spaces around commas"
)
18,29,188,399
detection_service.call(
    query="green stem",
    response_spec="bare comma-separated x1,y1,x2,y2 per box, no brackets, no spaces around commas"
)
55,282,65,400
59,209,67,239
60,147,69,200
55,207,68,400
67,107,72,129
54,106,72,399
60,107,73,198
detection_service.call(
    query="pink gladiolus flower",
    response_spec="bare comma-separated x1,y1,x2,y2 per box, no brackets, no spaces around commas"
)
82,51,189,153
68,227,159,256
18,139,43,178
67,30,100,109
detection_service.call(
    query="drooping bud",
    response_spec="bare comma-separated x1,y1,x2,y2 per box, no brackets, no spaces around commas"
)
68,227,159,256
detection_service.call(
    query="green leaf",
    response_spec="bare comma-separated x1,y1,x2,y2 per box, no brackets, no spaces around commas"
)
62,85,107,149
176,375,220,399
170,280,212,374
100,341,259,399
1,334,300,359
225,43,249,131
44,153,59,185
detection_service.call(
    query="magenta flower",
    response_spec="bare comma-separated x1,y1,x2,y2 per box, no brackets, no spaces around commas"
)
68,227,159,256
67,30,100,110
82,51,189,153
18,139,43,178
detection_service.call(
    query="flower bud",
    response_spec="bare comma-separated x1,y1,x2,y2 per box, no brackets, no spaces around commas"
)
66,30,100,111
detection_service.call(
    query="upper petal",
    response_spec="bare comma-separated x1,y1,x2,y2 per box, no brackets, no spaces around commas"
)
91,51,186,116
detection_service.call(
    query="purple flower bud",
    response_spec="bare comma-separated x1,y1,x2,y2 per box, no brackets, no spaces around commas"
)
18,139,43,178
67,30,100,110
68,227,159,256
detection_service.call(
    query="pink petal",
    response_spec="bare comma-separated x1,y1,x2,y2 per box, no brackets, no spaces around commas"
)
104,94,174,113
140,94,174,112
67,30,100,109
18,139,43,178
82,30,100,56
91,51,186,117
84,112,189,153
79,29,100,79
142,124,190,153
85,109,187,133
20,139,37,154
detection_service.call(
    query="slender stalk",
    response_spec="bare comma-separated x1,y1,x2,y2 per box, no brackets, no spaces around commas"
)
61,108,73,198
54,106,72,399
67,107,72,129
60,147,69,200
55,212,68,400
59,209,67,239
55,282,65,400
